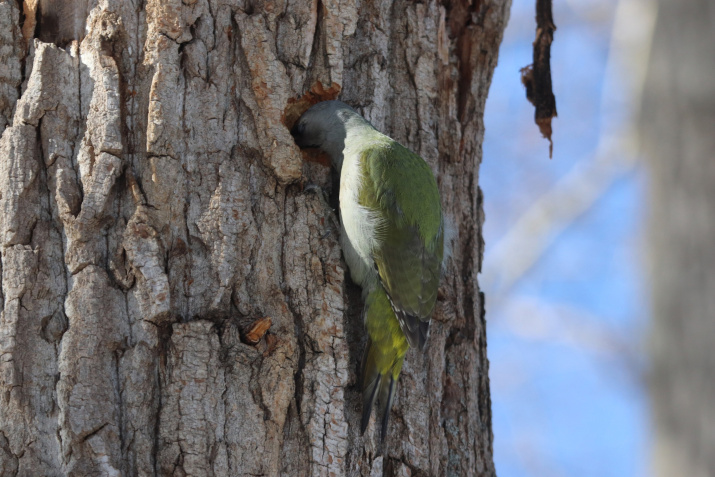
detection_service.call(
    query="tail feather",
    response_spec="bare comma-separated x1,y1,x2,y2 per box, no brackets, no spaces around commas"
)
379,375,397,441
360,349,381,434
360,337,405,441
361,286,409,440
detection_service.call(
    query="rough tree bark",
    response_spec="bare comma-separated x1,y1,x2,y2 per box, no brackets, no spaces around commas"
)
642,0,715,476
0,0,510,475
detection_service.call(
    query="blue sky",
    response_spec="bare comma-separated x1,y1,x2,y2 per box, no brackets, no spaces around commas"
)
481,0,650,475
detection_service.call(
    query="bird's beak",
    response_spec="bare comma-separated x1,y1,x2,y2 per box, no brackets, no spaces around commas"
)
290,122,305,141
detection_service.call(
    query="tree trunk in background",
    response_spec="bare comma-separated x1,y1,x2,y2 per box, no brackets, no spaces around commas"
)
642,0,715,476
0,0,509,475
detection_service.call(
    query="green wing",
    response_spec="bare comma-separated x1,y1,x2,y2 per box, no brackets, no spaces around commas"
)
359,140,444,349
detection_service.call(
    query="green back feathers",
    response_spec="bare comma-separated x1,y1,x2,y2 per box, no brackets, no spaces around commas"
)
358,140,443,247
356,138,444,349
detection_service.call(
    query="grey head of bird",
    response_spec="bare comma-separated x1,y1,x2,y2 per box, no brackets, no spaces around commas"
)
290,100,372,170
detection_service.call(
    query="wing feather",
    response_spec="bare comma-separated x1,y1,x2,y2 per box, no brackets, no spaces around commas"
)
358,143,444,349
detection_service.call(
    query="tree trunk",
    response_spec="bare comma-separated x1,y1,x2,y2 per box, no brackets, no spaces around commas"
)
642,1,715,476
0,0,509,475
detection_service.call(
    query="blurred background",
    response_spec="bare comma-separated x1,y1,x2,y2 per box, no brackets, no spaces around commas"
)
481,0,655,475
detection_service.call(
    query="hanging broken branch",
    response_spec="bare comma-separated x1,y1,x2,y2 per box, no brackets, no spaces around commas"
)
521,0,558,157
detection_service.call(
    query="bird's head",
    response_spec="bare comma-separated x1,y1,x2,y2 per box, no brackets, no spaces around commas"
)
290,100,369,170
